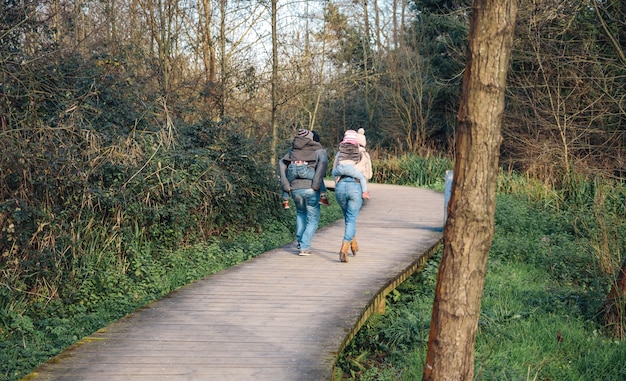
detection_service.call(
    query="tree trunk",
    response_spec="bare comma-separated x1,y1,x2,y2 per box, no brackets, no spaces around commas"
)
270,0,278,165
200,0,216,83
423,1,518,380
219,0,227,118
602,258,626,339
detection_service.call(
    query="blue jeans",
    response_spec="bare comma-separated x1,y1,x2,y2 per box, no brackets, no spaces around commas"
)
282,163,327,200
332,163,367,192
334,177,363,242
291,188,321,250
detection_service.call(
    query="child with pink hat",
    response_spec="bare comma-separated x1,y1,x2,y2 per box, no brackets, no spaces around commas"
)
332,129,371,198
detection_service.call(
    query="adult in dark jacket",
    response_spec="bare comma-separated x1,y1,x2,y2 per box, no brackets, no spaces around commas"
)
278,129,329,256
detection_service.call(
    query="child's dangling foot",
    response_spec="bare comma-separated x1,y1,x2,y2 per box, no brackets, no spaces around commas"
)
320,193,330,206
362,192,370,200
282,199,290,209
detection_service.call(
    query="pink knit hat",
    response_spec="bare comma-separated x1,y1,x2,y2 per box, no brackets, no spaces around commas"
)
341,130,359,145
357,128,367,147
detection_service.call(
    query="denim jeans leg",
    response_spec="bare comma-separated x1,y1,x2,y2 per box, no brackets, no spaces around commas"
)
301,189,320,250
292,190,306,245
287,163,313,182
286,164,297,183
334,179,363,242
292,188,320,250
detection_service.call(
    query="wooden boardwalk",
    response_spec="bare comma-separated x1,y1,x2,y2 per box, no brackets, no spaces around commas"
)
23,183,444,381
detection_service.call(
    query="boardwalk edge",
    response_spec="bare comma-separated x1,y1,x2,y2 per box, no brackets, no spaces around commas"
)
330,238,443,380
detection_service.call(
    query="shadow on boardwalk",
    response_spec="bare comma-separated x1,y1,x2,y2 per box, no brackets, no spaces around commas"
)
23,183,444,381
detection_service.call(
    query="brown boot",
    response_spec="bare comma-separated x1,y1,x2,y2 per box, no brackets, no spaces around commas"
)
339,240,350,263
350,238,359,256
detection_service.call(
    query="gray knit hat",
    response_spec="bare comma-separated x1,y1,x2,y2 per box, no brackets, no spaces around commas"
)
296,129,314,140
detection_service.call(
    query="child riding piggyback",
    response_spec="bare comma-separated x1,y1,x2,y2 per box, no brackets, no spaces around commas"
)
332,128,372,199
280,129,330,209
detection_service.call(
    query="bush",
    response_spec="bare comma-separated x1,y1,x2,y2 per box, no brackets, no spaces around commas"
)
373,154,451,189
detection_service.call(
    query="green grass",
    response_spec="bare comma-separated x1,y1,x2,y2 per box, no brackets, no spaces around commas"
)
475,261,626,381
337,243,626,380
335,170,626,380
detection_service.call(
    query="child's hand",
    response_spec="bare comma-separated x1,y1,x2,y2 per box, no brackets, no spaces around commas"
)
362,192,370,199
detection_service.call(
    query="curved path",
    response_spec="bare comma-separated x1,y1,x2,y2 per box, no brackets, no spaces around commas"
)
23,183,444,381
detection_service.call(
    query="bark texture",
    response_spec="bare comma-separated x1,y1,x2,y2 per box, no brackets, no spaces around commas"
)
423,1,519,380
602,258,626,339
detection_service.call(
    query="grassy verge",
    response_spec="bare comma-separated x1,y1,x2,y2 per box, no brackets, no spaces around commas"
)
335,168,626,380
336,246,626,380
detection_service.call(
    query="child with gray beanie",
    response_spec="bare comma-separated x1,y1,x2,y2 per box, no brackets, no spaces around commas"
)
280,129,330,208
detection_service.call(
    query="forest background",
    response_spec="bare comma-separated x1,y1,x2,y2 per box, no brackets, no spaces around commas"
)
1,0,625,379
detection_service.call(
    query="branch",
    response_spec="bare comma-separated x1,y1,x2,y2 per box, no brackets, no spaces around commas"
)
592,0,626,66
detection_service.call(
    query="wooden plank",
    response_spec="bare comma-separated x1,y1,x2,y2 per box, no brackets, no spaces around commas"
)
22,183,443,381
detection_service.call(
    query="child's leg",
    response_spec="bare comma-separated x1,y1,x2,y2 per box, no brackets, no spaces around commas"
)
333,164,368,193
301,166,327,193
319,181,330,205
286,163,298,182
301,166,329,205
281,190,290,209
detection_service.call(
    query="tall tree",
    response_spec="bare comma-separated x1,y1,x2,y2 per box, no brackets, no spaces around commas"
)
404,0,470,153
423,1,519,380
270,0,278,165
199,0,216,84
360,0,377,131
137,0,185,96
219,0,227,117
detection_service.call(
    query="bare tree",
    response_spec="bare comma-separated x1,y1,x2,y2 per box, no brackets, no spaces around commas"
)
423,1,519,380
270,0,278,164
503,0,626,182
199,0,216,84
135,0,187,96
381,26,440,153
360,0,377,131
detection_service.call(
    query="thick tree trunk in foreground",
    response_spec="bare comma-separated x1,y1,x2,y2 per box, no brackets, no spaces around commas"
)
423,1,518,380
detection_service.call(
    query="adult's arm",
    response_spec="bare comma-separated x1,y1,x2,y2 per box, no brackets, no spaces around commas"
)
277,156,291,192
331,152,341,183
311,149,328,191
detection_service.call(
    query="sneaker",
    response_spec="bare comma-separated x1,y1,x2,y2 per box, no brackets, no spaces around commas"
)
299,249,312,256
320,195,330,206
282,200,290,209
